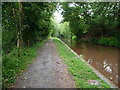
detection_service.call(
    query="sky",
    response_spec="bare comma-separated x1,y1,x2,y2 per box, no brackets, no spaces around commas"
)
53,3,77,23
53,4,63,23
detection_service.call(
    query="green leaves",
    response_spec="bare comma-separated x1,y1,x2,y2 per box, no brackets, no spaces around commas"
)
2,2,57,88
60,2,120,42
2,2,57,52
98,37,120,47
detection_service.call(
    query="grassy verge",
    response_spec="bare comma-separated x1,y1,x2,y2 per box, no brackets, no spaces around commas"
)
53,38,110,88
2,39,46,88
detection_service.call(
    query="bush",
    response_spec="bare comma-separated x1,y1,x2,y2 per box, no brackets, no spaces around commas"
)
72,35,77,40
109,37,120,47
98,37,120,47
98,37,109,45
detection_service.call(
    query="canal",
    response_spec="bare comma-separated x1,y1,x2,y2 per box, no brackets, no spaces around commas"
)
61,39,119,87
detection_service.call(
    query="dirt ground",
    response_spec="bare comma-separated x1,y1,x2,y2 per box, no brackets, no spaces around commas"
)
13,39,75,88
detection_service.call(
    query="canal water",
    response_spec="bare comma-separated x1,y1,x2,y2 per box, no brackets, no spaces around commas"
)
61,39,119,87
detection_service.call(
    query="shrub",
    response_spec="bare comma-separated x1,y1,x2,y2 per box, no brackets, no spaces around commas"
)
98,37,109,46
72,35,77,40
98,37,120,47
109,37,120,47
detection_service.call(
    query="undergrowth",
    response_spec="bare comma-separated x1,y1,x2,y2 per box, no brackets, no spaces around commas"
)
2,40,46,88
98,37,120,47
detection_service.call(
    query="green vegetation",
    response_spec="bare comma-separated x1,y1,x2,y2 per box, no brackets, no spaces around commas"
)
2,2,56,88
98,37,120,47
52,2,120,47
54,38,110,88
2,2,119,88
50,15,71,39
2,2,56,53
88,37,120,47
2,39,46,88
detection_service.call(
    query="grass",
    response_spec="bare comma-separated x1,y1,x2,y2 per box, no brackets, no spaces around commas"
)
53,38,110,88
2,39,46,88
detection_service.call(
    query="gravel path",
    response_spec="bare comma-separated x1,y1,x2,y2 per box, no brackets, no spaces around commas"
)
13,39,75,88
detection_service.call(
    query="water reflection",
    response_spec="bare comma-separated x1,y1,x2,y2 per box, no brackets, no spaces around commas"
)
62,39,119,87
103,61,112,73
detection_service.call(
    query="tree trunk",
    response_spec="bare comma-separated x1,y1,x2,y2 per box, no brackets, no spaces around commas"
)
17,2,23,57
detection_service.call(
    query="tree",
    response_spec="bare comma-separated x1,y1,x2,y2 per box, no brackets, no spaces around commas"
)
2,2,57,53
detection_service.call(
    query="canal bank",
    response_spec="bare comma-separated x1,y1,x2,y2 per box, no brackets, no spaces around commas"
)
61,38,119,88
53,38,118,88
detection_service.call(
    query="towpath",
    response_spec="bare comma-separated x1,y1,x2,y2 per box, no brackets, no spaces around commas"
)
13,39,75,88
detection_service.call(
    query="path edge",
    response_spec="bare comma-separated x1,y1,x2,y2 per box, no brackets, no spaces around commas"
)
54,38,118,88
